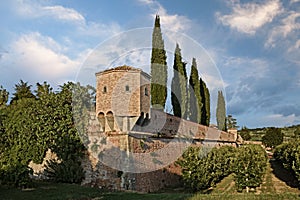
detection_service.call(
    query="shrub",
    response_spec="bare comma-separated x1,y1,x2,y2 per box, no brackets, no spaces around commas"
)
274,139,300,183
177,145,236,192
0,163,33,188
44,159,84,184
233,145,267,192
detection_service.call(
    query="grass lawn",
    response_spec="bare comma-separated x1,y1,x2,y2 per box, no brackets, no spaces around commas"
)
0,181,191,200
1,180,299,200
1,159,299,200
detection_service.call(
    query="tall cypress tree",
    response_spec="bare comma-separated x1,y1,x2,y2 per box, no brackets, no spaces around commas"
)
216,90,226,131
200,78,210,126
188,58,202,123
150,15,167,110
171,43,188,118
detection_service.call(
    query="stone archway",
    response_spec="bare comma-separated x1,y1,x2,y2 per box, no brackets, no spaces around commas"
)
98,112,105,132
106,111,114,131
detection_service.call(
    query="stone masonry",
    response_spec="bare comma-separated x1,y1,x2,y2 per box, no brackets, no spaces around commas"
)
80,65,242,192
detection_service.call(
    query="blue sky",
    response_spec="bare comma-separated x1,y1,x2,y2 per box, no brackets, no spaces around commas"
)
0,0,300,128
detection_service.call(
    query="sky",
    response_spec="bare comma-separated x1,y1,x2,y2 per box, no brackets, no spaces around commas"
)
0,0,300,128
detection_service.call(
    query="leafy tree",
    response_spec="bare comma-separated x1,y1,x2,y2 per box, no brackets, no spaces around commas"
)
171,43,188,118
0,81,93,187
274,139,300,183
177,145,236,192
151,15,168,110
10,80,35,104
226,114,239,129
294,127,300,138
239,126,251,141
0,85,9,107
200,78,210,126
262,127,283,148
188,58,202,123
35,81,53,99
0,98,45,187
234,144,267,192
216,90,226,131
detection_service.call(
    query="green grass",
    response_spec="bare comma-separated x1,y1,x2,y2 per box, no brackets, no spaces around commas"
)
260,162,276,193
1,159,300,200
0,181,191,200
211,174,236,194
188,193,300,200
1,181,300,200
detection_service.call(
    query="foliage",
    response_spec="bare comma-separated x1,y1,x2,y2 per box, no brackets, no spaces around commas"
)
151,15,168,110
200,78,210,126
0,85,9,107
188,58,202,123
233,144,268,192
44,159,84,183
216,91,226,131
262,127,283,148
171,43,188,119
274,139,300,183
226,115,238,130
239,126,251,141
294,127,300,138
0,163,33,188
0,81,94,187
177,145,236,192
10,80,35,104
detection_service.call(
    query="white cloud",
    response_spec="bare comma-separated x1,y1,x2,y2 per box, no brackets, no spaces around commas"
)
78,21,122,37
261,114,299,127
7,32,80,81
13,0,122,38
217,0,282,35
266,11,300,48
291,0,300,3
138,0,192,32
42,5,85,24
15,0,85,24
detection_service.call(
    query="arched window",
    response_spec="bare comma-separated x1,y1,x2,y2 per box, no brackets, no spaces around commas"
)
125,85,129,92
103,86,107,93
98,112,105,132
106,111,114,131
145,87,148,96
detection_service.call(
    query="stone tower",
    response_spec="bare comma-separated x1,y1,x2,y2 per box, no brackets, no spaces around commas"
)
95,65,150,132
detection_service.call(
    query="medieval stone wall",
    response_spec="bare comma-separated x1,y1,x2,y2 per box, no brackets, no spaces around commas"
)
81,111,240,192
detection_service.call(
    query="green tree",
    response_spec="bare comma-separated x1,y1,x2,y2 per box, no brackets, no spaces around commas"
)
0,81,92,187
177,145,236,192
188,58,202,123
35,81,53,99
262,127,283,148
226,114,239,129
171,43,188,118
294,127,300,138
239,126,251,141
200,78,210,126
234,144,268,192
216,90,226,131
150,15,168,110
10,80,35,104
0,85,9,107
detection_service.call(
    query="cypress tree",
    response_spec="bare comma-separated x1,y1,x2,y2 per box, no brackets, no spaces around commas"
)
188,58,202,123
200,78,210,126
150,15,167,110
216,90,226,131
171,43,188,118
